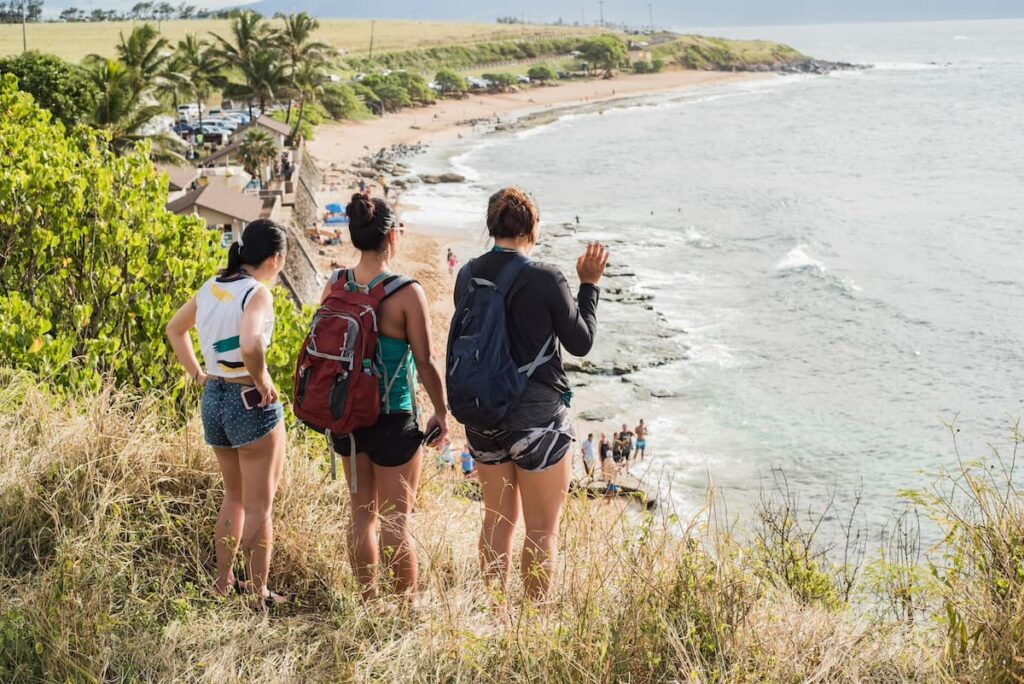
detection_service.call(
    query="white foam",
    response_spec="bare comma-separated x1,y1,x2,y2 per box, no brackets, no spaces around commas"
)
775,244,826,274
871,62,945,71
685,226,716,249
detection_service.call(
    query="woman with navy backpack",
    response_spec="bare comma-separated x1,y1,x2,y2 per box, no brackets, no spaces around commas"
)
318,193,448,600
447,187,608,600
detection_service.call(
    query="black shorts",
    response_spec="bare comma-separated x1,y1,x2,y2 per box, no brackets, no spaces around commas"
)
332,412,423,468
467,382,574,472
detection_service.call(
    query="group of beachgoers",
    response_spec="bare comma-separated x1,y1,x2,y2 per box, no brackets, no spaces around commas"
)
579,420,649,479
166,187,608,608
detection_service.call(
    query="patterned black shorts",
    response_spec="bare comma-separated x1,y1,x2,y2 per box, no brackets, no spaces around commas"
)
467,407,574,472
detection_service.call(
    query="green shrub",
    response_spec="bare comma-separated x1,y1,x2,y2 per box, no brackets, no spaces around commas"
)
633,60,653,74
345,37,586,73
321,83,372,120
0,74,306,396
481,72,518,90
580,35,628,75
434,67,468,95
0,51,98,129
527,64,556,82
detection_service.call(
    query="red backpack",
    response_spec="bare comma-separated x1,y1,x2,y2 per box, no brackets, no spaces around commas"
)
292,269,414,481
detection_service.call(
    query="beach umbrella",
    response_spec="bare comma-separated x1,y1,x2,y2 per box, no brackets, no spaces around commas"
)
325,202,343,213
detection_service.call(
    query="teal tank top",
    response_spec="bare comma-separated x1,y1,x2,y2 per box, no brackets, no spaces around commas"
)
378,336,416,414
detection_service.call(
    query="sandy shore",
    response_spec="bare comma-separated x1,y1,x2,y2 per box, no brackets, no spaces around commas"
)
306,69,767,187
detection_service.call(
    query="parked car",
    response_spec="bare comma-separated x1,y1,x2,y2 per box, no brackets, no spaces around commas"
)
191,125,230,145
196,118,237,132
177,104,200,120
222,111,250,125
517,74,531,84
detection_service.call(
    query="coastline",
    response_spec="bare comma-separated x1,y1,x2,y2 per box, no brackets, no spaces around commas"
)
305,69,771,191
302,68,772,456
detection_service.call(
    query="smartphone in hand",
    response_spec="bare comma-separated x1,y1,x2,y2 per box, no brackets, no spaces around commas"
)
422,424,442,445
241,386,263,410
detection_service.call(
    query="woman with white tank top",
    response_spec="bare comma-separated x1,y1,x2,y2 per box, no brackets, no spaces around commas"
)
166,219,289,609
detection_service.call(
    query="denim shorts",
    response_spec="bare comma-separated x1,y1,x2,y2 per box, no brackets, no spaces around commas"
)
201,377,283,448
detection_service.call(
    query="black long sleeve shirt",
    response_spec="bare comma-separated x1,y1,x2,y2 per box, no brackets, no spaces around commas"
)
454,251,600,396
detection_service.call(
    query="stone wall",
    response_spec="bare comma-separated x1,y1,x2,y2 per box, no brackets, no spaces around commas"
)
279,145,324,307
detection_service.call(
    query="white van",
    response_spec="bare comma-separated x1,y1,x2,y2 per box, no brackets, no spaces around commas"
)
177,104,200,120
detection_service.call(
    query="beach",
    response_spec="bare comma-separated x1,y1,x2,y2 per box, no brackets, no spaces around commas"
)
304,68,767,340
307,69,766,185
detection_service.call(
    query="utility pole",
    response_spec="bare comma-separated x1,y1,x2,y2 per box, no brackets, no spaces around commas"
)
597,0,604,27
21,0,27,52
368,20,376,60
648,3,654,32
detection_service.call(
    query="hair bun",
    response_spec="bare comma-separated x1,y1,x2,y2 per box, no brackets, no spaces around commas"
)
348,193,375,224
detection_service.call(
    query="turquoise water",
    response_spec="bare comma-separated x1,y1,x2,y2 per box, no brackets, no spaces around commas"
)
405,19,1024,535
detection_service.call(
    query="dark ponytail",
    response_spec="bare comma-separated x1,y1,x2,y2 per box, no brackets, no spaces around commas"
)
221,219,287,277
346,193,396,252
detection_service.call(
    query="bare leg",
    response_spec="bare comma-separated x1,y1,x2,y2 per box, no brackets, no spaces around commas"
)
518,455,572,601
342,452,379,600
213,447,243,595
374,449,423,596
236,421,286,598
477,461,520,587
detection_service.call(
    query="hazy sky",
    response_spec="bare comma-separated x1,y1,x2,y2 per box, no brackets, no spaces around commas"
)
43,0,1024,25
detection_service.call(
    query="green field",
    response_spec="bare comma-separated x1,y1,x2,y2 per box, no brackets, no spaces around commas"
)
0,19,600,62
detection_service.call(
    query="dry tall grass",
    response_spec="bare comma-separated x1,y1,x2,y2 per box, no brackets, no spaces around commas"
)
0,370,1020,682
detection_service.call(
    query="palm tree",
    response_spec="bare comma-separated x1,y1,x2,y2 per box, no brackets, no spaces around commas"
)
212,10,279,116
174,33,224,124
276,12,330,124
290,58,327,143
113,23,170,89
88,59,184,163
226,48,287,117
153,50,190,118
238,128,276,189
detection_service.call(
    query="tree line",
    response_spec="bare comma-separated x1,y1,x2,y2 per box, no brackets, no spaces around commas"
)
59,3,233,23
0,0,229,23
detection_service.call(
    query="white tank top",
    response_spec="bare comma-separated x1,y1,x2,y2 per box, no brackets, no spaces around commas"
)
195,274,275,378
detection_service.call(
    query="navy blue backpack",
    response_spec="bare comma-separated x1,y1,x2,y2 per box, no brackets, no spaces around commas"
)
446,255,555,429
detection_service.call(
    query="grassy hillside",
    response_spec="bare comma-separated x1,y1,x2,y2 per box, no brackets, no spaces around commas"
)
0,19,599,62
652,35,807,70
2,372,1023,681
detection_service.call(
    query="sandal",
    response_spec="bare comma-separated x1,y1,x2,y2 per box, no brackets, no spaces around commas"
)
247,589,293,611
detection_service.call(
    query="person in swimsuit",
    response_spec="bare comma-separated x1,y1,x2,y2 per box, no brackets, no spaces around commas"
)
166,219,289,609
634,419,648,461
598,433,611,478
455,187,608,600
324,193,448,600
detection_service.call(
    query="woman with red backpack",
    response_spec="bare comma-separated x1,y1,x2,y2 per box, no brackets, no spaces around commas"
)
447,187,608,601
317,194,448,600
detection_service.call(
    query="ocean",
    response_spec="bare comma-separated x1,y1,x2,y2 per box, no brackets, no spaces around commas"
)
404,19,1024,538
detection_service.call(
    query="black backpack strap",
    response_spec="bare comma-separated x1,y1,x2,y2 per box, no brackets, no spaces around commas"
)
374,273,417,300
328,268,349,286
493,255,530,297
455,259,475,299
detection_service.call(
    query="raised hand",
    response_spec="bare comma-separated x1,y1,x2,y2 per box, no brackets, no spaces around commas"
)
576,242,610,286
